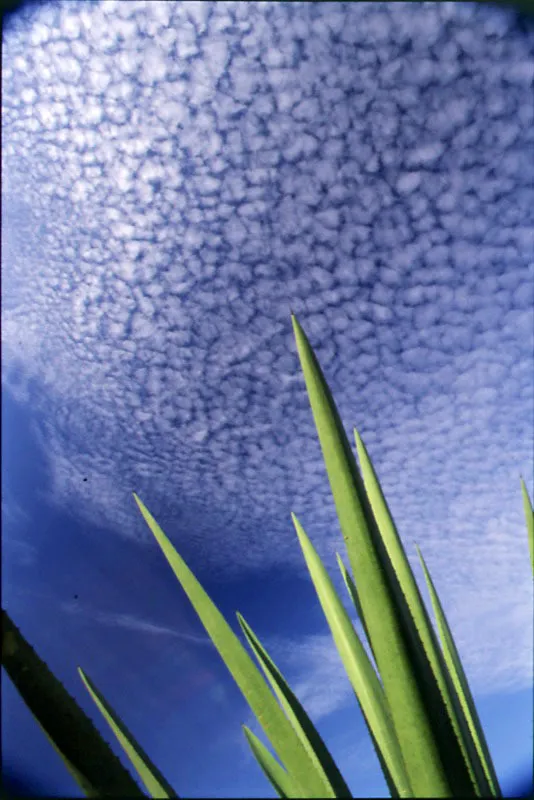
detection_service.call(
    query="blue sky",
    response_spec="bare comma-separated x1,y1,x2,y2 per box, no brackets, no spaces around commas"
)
2,1,533,797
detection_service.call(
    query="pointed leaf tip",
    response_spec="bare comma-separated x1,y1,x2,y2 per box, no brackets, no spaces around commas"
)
520,479,534,578
133,493,147,514
291,314,303,335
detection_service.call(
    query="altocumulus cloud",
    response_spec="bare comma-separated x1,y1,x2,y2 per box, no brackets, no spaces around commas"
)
2,0,533,724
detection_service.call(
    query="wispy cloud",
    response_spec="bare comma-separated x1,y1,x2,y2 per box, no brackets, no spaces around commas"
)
2,494,37,567
60,602,213,646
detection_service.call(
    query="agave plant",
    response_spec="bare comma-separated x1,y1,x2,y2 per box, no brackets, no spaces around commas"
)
2,313,533,798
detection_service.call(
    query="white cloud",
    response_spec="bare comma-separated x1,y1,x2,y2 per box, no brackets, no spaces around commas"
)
2,0,532,707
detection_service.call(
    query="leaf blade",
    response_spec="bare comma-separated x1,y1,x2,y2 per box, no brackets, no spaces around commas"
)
237,612,352,798
292,513,413,798
133,493,333,799
78,667,179,799
336,553,378,668
242,726,301,799
354,428,498,798
415,545,502,798
291,313,476,798
521,478,534,578
1,609,145,798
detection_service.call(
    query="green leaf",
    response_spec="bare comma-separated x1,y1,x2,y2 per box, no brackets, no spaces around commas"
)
237,613,352,798
336,553,378,668
521,478,534,578
356,695,401,800
415,545,501,798
291,513,413,798
291,313,478,798
354,429,498,798
1,609,144,798
336,551,402,798
78,668,179,798
242,726,301,798
133,493,334,799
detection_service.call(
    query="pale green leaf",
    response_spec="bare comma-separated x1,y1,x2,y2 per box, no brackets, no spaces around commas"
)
1,609,144,798
336,553,377,667
133,493,333,799
78,668,178,799
521,478,534,578
415,546,503,798
291,313,477,798
292,512,413,798
237,613,351,798
354,429,498,798
242,726,301,798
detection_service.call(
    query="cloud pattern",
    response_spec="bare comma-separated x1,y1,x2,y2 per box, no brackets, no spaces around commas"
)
2,0,533,720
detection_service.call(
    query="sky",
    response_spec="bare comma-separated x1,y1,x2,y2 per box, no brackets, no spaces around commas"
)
1,0,533,797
